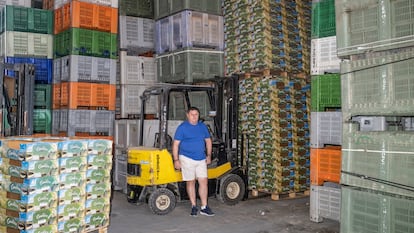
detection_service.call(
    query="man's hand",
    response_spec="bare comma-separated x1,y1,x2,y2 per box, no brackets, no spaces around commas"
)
174,160,181,170
206,156,212,165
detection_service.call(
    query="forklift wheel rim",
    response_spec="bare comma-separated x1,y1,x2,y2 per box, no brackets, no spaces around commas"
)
155,194,171,211
226,181,241,199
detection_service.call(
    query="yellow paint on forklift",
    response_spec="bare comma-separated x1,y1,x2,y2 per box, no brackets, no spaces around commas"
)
127,147,232,186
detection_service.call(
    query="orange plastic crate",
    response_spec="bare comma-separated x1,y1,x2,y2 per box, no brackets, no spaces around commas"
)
310,146,341,185
43,0,54,10
52,83,61,109
59,82,116,110
54,1,118,34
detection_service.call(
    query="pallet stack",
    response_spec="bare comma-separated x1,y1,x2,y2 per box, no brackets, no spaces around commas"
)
223,0,311,76
228,0,312,198
114,0,157,194
51,0,117,139
0,4,54,135
154,0,224,84
308,0,342,223
336,0,414,232
0,137,112,233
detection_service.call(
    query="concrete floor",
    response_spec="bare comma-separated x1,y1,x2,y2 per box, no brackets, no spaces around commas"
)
108,190,340,233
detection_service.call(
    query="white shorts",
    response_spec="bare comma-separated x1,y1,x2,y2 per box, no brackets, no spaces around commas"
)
179,155,207,181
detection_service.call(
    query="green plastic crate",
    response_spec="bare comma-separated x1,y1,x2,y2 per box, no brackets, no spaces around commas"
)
341,186,414,233
0,5,53,34
157,49,224,83
33,109,52,134
311,74,341,111
34,84,52,109
311,0,336,38
54,28,118,59
119,0,154,19
342,123,414,197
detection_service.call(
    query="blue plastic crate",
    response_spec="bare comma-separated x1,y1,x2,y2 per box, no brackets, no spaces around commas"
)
4,57,53,84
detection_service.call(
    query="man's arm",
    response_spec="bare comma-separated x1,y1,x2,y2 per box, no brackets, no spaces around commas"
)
205,138,212,164
172,140,181,169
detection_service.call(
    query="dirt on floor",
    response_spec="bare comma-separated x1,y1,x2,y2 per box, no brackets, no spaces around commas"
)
108,191,340,233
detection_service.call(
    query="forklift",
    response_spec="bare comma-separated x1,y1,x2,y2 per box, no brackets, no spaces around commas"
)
126,75,248,215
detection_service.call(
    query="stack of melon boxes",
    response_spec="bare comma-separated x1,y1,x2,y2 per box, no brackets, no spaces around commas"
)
0,137,112,233
0,3,54,135
336,0,414,232
113,0,157,194
308,0,342,223
51,0,117,138
225,0,312,197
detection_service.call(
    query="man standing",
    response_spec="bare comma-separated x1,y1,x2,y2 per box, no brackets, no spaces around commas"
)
172,107,215,217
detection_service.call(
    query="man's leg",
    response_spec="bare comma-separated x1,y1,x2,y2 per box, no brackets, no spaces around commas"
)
198,177,208,207
186,179,197,207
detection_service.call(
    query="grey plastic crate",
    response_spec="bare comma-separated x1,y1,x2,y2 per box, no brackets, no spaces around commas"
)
310,111,342,148
155,10,224,54
58,109,114,136
59,55,117,84
310,184,341,223
119,16,155,54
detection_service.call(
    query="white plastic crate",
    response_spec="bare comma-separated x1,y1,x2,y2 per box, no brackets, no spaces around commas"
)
310,184,341,223
155,10,224,54
56,109,115,136
52,110,60,135
59,55,117,84
0,0,31,8
0,31,53,58
114,119,140,147
119,51,157,85
119,16,154,54
119,84,158,118
310,111,342,148
54,0,118,9
311,36,341,75
53,58,62,83
113,150,127,193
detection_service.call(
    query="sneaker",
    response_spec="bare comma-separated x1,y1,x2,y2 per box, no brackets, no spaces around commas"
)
200,206,215,216
190,206,198,217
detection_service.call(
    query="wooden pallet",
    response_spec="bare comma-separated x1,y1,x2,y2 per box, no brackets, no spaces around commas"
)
251,189,310,201
82,226,108,233
241,68,308,79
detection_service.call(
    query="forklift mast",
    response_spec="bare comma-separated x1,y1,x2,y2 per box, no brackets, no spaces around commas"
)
138,75,240,166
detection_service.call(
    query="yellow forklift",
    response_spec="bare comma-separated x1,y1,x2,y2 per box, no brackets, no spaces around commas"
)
126,76,248,215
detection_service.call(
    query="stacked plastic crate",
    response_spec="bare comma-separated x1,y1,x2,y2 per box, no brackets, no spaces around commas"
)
114,0,156,193
227,0,312,198
154,0,224,84
308,0,342,223
223,0,311,76
51,0,117,138
0,4,54,135
335,0,414,232
0,137,113,233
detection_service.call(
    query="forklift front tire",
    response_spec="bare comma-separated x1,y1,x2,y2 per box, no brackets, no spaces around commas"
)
217,174,245,205
148,188,177,215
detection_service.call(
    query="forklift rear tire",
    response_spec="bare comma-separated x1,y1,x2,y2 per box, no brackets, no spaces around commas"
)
148,188,176,215
217,174,245,205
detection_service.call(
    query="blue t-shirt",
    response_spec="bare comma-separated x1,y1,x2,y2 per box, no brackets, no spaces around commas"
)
174,121,210,161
